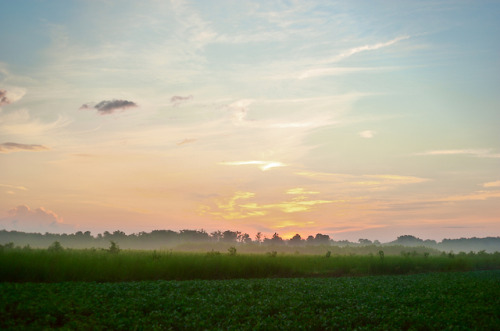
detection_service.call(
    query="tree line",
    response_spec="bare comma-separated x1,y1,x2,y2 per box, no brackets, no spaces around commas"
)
0,229,499,252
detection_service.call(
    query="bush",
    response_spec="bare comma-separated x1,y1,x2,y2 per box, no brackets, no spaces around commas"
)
228,246,237,256
48,241,64,253
108,241,120,254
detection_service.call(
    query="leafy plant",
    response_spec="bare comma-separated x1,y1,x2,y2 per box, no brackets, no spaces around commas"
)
108,241,120,254
227,246,237,256
48,241,64,253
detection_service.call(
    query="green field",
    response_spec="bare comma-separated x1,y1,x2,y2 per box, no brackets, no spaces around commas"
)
1,248,499,329
1,271,499,330
1,248,500,282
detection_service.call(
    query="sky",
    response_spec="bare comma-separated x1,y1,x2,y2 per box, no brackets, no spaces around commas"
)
1,0,499,242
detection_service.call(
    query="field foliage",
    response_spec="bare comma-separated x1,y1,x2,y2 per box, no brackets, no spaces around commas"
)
1,271,499,330
1,246,499,282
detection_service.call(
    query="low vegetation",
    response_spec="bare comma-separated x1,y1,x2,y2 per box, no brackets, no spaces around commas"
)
1,271,499,329
1,244,499,282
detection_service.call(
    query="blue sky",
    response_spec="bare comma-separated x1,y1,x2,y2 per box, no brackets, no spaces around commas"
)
1,0,499,241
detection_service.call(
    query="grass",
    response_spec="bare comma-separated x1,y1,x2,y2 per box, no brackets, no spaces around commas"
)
1,270,499,330
1,247,499,282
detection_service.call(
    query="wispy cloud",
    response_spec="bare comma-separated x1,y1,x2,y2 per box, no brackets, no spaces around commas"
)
0,142,49,153
359,130,376,138
80,99,138,115
219,160,286,171
176,138,197,146
483,180,500,188
416,149,500,158
0,88,26,107
201,190,338,221
286,188,319,195
441,190,500,202
325,36,410,64
296,171,429,191
170,95,193,107
294,36,409,80
0,111,71,136
0,183,28,191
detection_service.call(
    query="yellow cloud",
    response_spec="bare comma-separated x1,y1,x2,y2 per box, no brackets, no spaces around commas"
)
442,190,500,202
286,187,319,195
483,180,500,188
201,190,340,220
295,171,428,190
219,160,286,171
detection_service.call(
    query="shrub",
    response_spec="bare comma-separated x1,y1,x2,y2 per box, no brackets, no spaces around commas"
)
228,246,237,256
108,241,120,254
48,241,64,253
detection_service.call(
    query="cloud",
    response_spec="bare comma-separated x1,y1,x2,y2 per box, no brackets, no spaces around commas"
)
219,160,286,171
359,130,376,138
286,188,319,195
201,190,337,220
170,95,193,107
415,149,500,158
0,90,9,106
80,99,138,115
293,36,409,80
0,142,49,153
177,138,197,146
296,171,429,191
297,67,383,80
483,180,500,188
226,99,254,125
0,184,28,191
0,88,26,107
326,36,410,63
441,190,500,202
0,205,72,233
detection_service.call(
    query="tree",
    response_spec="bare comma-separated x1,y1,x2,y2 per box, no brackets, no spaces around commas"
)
289,234,303,246
269,233,283,245
210,230,223,242
358,238,372,245
255,232,262,244
222,230,238,242
241,233,252,244
315,233,330,244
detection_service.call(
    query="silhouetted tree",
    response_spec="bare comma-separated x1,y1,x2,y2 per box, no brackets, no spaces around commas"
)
222,230,238,242
315,233,330,244
289,234,303,246
210,230,223,242
255,232,262,244
241,233,252,243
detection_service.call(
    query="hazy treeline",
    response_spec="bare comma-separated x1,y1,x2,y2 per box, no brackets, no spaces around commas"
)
1,229,499,253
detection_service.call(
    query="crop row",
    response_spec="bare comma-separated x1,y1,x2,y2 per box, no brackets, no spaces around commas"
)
1,270,499,330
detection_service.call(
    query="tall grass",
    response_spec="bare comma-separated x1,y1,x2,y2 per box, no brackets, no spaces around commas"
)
1,248,499,282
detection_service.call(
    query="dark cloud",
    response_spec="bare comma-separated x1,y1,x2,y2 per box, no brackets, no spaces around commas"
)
80,99,138,115
170,95,193,107
0,205,72,233
0,89,11,106
0,142,49,153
